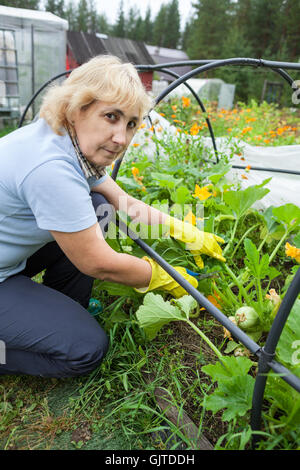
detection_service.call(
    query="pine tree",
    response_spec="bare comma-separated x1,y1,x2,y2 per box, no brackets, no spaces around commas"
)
152,3,168,47
113,0,125,37
281,0,300,60
76,0,89,32
125,6,140,39
249,0,284,57
186,0,232,60
97,13,111,35
87,0,98,33
164,0,180,49
64,0,77,30
0,0,40,8
44,0,65,16
143,6,153,43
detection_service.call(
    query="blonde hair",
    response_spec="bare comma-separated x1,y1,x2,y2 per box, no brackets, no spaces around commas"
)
40,55,153,135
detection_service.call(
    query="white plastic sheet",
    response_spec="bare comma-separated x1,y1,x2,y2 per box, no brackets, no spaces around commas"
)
130,110,300,209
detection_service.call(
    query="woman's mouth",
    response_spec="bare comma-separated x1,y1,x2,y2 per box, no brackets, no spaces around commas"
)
102,147,118,155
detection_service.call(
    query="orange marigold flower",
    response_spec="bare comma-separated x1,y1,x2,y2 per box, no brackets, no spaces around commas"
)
182,96,190,108
285,242,300,263
207,294,221,310
171,105,177,111
131,166,140,178
190,122,200,136
139,123,146,129
133,143,140,147
241,174,248,180
171,114,176,118
159,112,165,117
241,126,253,135
246,165,251,171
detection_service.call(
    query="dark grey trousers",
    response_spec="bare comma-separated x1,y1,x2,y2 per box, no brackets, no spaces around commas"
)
0,192,115,378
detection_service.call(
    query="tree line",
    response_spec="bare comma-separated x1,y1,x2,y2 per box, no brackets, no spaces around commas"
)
0,0,181,49
1,0,299,103
2,0,299,61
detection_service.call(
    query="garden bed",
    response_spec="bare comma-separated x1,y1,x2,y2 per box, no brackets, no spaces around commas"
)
1,100,299,450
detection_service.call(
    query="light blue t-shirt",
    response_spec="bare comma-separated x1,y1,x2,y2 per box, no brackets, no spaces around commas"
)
0,118,108,283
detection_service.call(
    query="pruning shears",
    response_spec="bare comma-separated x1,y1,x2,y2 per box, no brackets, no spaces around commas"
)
186,269,219,281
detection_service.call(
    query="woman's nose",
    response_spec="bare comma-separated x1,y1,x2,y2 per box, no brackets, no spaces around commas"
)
112,124,127,146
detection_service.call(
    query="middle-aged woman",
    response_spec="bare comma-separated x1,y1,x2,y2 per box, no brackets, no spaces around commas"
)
0,55,225,378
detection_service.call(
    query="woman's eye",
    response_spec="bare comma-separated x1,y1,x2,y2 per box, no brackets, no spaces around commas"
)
106,113,118,121
128,120,137,129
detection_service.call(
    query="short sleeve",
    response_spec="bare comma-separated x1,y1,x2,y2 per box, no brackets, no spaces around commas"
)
87,171,108,190
20,160,98,232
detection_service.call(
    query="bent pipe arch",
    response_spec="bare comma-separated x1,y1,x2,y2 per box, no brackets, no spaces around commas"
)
151,58,300,176
19,58,300,175
251,267,300,447
17,58,300,448
137,65,219,163
18,70,73,128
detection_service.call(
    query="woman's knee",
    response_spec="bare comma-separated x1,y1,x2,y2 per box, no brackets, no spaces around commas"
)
65,325,109,377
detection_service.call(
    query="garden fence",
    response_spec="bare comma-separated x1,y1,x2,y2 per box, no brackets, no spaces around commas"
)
19,57,300,449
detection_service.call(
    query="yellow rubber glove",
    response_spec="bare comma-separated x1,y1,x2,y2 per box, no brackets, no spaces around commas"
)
165,216,226,269
135,256,198,298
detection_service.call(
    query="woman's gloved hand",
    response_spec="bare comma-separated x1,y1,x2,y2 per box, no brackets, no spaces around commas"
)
165,216,226,269
135,256,198,298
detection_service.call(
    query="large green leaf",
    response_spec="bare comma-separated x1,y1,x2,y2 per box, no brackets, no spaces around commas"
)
170,185,192,204
223,180,270,219
272,203,300,231
99,281,139,298
172,295,197,319
151,172,183,189
135,293,186,340
202,357,255,421
202,356,254,382
244,238,270,280
204,375,255,422
276,299,300,371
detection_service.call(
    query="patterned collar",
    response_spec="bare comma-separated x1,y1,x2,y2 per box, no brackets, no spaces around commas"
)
66,124,106,180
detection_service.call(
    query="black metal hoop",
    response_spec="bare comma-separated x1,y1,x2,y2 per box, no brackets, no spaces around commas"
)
18,57,300,449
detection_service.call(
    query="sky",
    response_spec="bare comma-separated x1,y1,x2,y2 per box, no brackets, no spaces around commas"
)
96,0,194,29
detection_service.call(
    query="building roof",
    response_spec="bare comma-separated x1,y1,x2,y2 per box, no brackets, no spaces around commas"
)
146,44,192,82
0,5,68,29
67,31,155,66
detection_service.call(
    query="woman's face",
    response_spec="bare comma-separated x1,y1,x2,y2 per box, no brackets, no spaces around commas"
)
72,100,140,167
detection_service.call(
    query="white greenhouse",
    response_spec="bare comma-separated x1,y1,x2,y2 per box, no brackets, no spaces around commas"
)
0,5,68,120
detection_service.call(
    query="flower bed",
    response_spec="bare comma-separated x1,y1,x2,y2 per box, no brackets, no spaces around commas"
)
100,99,300,449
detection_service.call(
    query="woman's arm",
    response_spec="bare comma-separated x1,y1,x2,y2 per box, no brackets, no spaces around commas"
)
50,222,152,287
92,175,168,225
